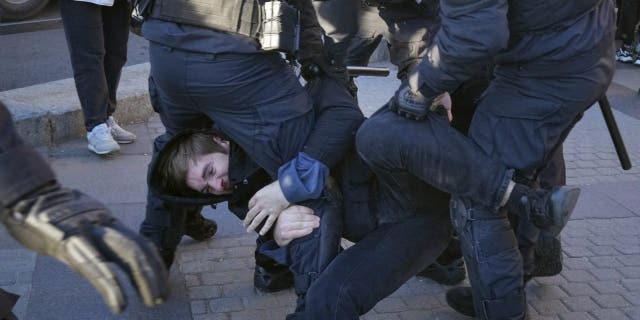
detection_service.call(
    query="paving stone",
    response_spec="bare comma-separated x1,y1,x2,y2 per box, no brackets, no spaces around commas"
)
617,254,640,267
530,299,570,316
618,266,640,279
589,280,629,294
589,268,624,281
241,296,281,310
186,274,201,287
401,295,441,309
222,282,260,298
362,312,401,320
589,308,631,320
616,245,640,255
590,256,623,269
623,306,640,319
560,283,599,296
559,312,596,320
191,300,208,314
193,313,230,320
563,246,594,258
229,310,263,320
563,270,597,283
591,294,633,308
373,297,407,313
201,271,236,286
209,297,244,313
622,279,640,292
530,284,568,300
224,246,255,259
587,246,620,256
188,286,224,300
623,292,640,306
564,257,594,270
560,296,601,312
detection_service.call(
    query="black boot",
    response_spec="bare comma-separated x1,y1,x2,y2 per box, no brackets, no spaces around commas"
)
184,212,218,242
508,185,580,236
446,277,533,318
417,237,466,285
446,287,475,317
253,252,294,293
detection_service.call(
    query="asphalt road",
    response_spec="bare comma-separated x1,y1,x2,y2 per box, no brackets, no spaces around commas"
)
0,13,150,92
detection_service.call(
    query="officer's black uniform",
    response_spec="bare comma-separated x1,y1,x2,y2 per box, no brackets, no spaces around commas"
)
137,0,368,311
359,0,616,318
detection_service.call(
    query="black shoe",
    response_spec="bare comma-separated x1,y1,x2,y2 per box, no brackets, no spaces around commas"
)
160,250,175,270
253,264,294,293
253,251,294,292
184,214,218,241
513,186,580,237
531,231,563,277
446,287,475,317
417,258,466,285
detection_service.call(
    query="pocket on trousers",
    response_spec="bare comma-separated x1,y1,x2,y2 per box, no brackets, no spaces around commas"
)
474,218,519,263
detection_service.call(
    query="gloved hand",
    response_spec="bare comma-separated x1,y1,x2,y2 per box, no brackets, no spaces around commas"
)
389,84,433,120
300,54,350,90
390,85,452,121
0,183,170,314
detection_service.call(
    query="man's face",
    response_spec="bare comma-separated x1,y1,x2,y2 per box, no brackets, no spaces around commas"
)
186,152,233,195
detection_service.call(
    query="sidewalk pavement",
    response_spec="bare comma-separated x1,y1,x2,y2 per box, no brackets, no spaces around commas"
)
1,61,640,320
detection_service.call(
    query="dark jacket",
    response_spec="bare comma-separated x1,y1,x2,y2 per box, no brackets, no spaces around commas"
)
148,77,364,219
415,0,614,100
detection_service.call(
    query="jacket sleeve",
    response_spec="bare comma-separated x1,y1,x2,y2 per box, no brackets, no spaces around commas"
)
303,77,365,169
277,77,364,204
414,0,509,100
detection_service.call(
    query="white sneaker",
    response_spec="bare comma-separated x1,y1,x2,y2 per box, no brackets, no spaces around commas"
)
107,116,136,144
87,123,120,155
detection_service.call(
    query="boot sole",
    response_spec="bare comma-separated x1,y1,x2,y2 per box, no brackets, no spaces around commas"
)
548,187,580,237
532,232,563,277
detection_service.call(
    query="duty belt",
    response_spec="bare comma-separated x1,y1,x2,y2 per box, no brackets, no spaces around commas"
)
149,0,300,54
150,0,263,39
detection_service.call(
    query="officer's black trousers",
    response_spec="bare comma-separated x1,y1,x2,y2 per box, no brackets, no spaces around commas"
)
357,37,615,319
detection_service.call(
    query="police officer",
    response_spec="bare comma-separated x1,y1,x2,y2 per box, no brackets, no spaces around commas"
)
0,101,169,316
316,0,569,287
135,0,366,310
358,0,615,318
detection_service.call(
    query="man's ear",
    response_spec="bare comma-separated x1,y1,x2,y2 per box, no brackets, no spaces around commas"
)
212,136,230,153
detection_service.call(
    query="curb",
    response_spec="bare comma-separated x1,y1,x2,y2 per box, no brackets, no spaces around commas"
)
1,63,154,147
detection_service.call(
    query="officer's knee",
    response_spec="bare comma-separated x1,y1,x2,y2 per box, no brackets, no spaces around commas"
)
356,117,393,167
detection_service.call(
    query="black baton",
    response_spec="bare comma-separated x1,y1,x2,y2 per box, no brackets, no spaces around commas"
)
598,96,632,170
347,66,390,77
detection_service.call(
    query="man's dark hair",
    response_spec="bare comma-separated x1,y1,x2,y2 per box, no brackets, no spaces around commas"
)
156,131,228,196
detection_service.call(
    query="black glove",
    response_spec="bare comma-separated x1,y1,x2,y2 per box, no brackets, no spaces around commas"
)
300,55,350,90
0,183,169,314
389,84,435,121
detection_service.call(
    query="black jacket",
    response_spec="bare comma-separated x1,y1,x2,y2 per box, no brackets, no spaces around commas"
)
148,77,364,219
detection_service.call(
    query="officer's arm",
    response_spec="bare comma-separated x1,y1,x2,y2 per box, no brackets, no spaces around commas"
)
413,0,509,101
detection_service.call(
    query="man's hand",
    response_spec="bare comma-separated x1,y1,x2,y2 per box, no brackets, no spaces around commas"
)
273,205,320,246
433,92,453,122
245,180,291,235
0,183,169,314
